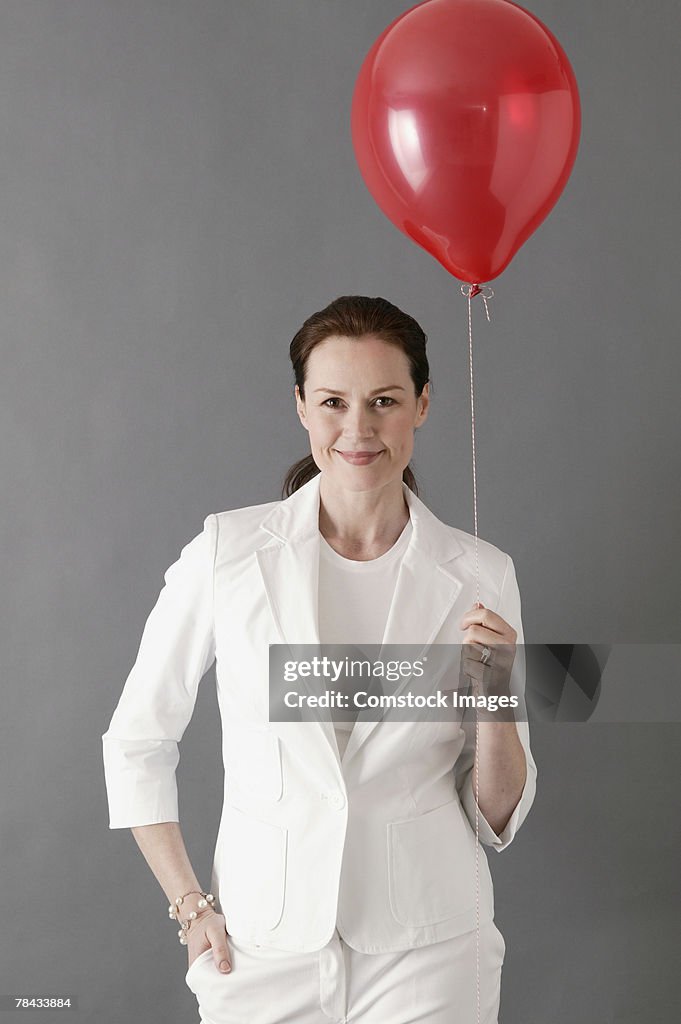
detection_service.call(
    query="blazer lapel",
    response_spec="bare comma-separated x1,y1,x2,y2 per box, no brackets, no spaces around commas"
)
254,476,333,751
255,473,466,766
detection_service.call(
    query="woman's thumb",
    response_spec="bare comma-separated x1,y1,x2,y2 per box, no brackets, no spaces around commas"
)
215,945,231,973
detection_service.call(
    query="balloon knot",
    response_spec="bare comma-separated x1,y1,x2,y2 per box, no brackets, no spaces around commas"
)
460,282,494,302
460,282,494,322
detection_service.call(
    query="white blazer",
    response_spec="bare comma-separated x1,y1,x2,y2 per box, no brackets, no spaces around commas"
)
102,472,537,953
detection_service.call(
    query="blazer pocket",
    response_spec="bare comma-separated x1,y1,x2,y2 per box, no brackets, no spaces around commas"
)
221,804,288,931
226,726,283,803
387,796,476,927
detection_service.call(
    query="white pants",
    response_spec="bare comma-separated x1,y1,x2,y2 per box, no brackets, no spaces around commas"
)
184,922,505,1024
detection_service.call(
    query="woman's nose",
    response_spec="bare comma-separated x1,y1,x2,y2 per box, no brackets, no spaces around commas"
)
342,408,374,439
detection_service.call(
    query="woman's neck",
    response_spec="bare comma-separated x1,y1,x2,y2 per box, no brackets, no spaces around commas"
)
317,475,410,559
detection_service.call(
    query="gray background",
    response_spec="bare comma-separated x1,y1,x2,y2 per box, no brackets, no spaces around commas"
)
1,1,679,1021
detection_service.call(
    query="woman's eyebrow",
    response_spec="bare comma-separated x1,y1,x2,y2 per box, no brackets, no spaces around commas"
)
313,385,406,395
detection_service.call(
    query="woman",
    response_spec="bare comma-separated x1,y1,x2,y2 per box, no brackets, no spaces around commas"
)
102,294,536,1024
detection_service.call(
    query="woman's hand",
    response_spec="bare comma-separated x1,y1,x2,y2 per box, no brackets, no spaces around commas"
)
459,601,517,701
457,601,527,833
186,909,232,974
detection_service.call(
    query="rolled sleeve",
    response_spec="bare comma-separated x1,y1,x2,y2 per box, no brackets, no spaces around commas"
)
101,514,217,829
454,554,538,852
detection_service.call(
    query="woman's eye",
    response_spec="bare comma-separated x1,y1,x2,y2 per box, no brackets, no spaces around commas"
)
321,397,396,408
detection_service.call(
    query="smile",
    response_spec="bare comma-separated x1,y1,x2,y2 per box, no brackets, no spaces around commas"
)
335,450,384,465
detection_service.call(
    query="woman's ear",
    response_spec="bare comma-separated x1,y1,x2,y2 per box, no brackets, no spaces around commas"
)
416,382,430,425
294,385,309,429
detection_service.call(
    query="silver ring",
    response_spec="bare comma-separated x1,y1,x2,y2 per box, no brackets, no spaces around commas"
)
480,646,492,665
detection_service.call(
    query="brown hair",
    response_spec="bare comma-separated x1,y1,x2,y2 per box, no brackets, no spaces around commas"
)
282,295,432,498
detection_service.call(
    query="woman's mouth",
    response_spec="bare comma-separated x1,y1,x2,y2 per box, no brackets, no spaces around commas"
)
335,450,384,465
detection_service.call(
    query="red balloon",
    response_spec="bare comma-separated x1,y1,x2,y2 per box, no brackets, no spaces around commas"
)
351,0,581,284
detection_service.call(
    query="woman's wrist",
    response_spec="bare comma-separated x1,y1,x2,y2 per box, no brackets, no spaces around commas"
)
168,888,218,943
174,891,209,921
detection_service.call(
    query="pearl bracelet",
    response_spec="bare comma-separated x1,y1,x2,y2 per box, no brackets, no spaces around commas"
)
168,890,216,945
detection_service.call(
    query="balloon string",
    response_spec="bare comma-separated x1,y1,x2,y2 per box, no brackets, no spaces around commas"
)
460,279,493,1024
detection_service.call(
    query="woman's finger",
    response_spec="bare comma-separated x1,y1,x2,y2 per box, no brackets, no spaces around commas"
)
209,931,232,974
459,603,514,640
461,624,504,647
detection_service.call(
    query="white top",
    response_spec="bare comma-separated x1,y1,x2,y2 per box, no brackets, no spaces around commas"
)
317,516,413,760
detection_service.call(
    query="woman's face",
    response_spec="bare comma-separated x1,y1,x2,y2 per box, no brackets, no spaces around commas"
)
295,334,430,493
